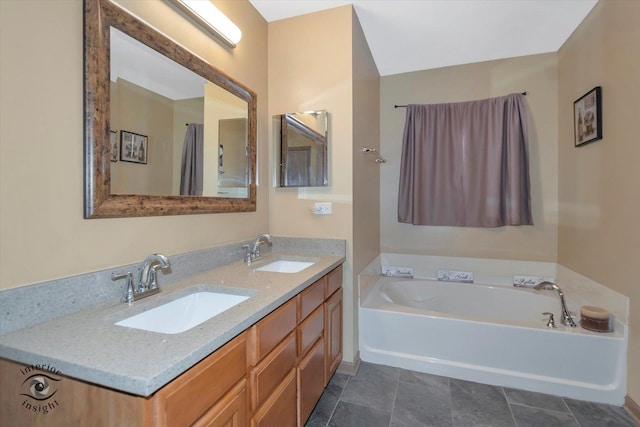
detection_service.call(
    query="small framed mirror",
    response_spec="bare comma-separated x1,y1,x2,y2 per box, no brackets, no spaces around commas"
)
274,110,328,187
84,0,257,218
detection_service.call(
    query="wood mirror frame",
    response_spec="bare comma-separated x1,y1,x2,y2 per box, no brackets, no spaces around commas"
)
84,0,256,218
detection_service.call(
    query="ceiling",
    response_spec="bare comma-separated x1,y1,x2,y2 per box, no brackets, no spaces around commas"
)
248,0,598,76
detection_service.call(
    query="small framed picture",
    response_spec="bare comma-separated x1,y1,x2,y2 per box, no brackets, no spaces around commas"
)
110,130,118,162
574,86,602,147
120,130,148,164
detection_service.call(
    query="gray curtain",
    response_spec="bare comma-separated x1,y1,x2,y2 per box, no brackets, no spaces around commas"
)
179,123,204,196
398,93,532,227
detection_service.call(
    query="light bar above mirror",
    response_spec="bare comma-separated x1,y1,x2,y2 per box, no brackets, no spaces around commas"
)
166,0,242,48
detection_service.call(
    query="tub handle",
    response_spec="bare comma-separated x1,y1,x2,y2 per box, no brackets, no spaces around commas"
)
542,312,557,328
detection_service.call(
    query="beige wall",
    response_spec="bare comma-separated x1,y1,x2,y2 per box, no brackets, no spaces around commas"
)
269,6,373,364
380,54,559,261
111,79,174,195
0,0,268,290
352,11,381,273
557,0,640,402
351,10,381,357
268,5,353,256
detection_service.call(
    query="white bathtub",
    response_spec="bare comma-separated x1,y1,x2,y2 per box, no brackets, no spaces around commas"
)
359,277,627,405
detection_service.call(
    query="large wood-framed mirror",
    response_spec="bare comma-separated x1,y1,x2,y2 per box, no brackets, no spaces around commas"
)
84,0,256,218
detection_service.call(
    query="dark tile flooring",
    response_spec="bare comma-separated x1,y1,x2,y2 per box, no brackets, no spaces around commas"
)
305,362,638,427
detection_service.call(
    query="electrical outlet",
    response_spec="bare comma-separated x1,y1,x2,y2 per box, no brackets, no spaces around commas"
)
313,202,332,215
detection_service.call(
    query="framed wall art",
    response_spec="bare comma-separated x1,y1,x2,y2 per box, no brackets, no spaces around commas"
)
110,130,118,162
574,86,602,147
120,130,148,164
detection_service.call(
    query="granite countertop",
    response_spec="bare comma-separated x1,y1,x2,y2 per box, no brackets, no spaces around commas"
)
0,252,344,396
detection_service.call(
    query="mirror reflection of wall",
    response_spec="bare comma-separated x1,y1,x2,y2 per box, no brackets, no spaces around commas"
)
110,78,178,195
203,83,248,198
218,118,248,190
274,110,328,187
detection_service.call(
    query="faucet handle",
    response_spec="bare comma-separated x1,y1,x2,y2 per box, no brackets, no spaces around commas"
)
112,272,135,303
242,244,252,264
542,312,556,328
147,265,163,290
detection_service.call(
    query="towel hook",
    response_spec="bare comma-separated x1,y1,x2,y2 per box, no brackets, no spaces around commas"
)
362,147,386,164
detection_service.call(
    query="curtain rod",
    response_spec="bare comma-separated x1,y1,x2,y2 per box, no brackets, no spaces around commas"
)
394,92,527,108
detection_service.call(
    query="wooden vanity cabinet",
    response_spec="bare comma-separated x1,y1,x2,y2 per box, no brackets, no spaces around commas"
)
0,264,344,427
248,267,344,427
0,331,248,427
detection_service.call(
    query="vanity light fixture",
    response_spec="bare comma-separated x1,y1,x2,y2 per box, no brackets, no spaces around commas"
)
167,0,242,48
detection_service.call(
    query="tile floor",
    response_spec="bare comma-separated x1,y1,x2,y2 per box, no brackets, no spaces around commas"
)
305,362,638,427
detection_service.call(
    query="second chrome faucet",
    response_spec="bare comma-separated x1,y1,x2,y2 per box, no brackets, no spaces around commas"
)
242,233,272,264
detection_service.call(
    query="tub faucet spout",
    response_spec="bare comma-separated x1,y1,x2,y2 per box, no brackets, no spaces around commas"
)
533,281,577,327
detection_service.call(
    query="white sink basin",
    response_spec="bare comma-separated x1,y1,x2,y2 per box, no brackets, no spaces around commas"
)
256,260,315,273
115,292,249,334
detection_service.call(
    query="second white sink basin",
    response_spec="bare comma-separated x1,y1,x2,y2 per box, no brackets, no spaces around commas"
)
256,260,315,273
115,291,249,334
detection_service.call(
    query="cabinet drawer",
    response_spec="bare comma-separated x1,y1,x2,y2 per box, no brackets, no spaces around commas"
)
193,379,246,427
250,369,297,427
297,277,325,321
298,337,325,426
325,265,343,298
250,331,296,411
297,304,324,357
154,332,247,427
249,298,297,365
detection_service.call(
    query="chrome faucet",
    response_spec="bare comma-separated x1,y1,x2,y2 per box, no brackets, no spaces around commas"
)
242,233,273,264
112,253,171,303
138,253,171,291
533,281,577,327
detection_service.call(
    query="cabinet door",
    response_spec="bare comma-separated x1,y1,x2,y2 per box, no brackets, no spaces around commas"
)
324,287,343,386
297,337,325,426
250,369,297,427
193,380,246,427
